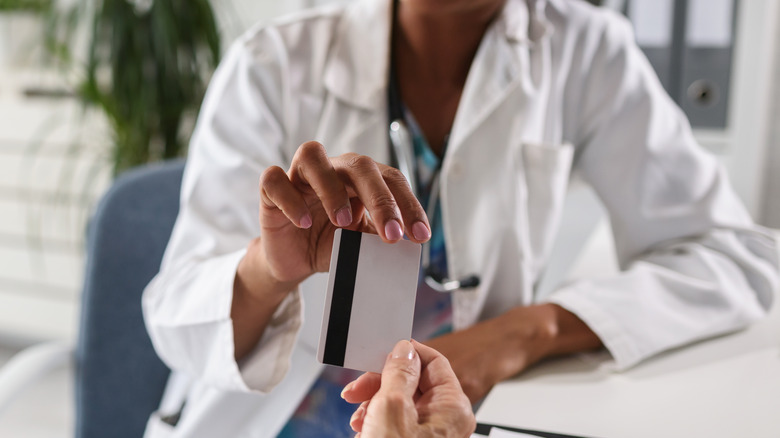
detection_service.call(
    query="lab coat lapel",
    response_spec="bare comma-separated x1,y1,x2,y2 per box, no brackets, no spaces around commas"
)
318,0,391,162
448,0,550,153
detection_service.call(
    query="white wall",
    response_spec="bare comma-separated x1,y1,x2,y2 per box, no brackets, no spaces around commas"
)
760,5,780,227
0,73,111,344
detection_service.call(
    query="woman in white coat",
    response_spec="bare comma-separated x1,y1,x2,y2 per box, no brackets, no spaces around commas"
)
142,0,779,436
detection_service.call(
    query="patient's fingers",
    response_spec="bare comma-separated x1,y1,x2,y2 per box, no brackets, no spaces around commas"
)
413,340,460,393
349,400,370,433
341,372,381,404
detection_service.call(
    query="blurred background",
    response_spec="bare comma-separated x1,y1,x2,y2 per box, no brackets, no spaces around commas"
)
0,0,778,436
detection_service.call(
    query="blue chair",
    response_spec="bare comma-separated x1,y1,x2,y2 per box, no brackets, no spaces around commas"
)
76,160,183,438
0,160,184,438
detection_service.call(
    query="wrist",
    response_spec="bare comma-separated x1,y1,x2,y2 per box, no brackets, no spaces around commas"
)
236,237,299,304
501,304,559,364
231,237,300,361
529,303,603,357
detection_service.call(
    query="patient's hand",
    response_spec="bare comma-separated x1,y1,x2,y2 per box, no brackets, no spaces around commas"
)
342,340,475,438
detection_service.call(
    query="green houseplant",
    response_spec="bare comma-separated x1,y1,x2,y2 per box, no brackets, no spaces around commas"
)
48,0,221,175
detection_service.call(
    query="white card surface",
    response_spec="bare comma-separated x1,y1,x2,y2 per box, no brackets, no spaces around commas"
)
317,229,422,373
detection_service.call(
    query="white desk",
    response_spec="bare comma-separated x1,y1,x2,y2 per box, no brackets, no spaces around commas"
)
477,228,780,438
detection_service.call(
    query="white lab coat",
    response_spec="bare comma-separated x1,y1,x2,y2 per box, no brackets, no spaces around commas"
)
142,0,779,436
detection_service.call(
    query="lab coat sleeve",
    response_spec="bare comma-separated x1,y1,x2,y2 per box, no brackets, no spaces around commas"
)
142,31,303,393
548,12,780,370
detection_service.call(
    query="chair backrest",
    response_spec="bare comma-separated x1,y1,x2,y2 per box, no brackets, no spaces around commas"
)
76,160,185,438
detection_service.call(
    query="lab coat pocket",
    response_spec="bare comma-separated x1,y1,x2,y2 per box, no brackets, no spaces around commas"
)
516,142,574,269
143,411,175,438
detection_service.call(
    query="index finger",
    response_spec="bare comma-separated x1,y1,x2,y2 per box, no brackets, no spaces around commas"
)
341,372,381,404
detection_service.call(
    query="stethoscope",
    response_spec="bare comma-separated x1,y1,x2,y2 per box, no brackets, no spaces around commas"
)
387,2,480,293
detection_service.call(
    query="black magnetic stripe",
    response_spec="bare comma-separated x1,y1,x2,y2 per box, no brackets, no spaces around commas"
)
323,229,362,366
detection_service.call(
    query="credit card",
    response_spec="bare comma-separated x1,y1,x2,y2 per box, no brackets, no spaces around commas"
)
317,228,421,373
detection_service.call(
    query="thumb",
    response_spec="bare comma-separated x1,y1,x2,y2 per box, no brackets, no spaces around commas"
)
379,340,421,399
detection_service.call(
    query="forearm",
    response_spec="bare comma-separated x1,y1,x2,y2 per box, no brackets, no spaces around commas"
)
231,237,298,361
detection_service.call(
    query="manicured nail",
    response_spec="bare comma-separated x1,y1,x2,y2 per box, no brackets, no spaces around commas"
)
336,206,352,228
385,220,403,241
391,340,415,361
300,213,312,229
340,382,354,399
412,221,430,241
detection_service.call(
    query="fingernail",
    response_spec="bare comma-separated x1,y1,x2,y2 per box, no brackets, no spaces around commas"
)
391,340,415,361
336,206,352,228
385,220,403,241
340,382,353,399
300,213,312,229
412,221,430,241
350,406,365,424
